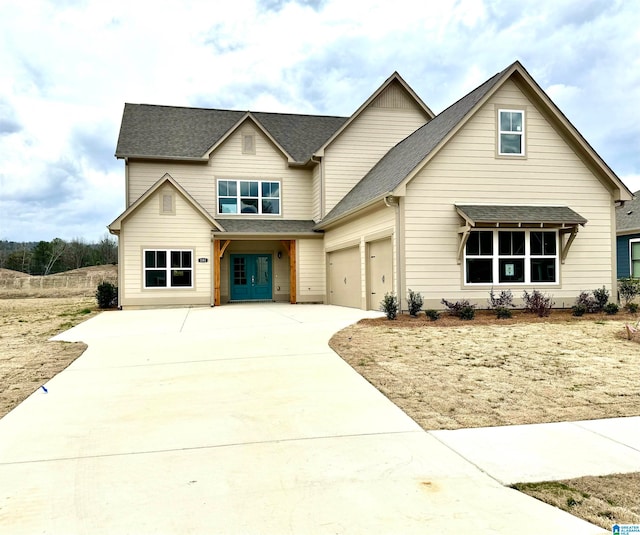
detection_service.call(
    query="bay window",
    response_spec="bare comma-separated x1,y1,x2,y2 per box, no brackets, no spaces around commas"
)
465,230,558,285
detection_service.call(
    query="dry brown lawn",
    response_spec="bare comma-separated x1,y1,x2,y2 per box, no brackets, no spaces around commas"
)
330,309,640,530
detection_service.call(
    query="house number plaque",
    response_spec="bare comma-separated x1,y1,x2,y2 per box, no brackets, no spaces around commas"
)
198,258,209,263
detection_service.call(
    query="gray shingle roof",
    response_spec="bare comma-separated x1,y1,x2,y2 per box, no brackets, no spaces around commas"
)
319,67,509,226
216,219,320,234
456,205,587,226
616,191,640,233
115,104,348,163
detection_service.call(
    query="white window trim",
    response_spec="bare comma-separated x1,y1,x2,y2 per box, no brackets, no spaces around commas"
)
629,239,640,278
498,108,525,156
464,230,559,286
143,249,194,289
216,178,281,216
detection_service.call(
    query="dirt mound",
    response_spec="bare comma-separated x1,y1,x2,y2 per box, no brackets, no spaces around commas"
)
0,265,117,298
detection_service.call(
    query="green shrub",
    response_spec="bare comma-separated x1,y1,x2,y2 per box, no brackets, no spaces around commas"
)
495,306,512,319
572,304,586,317
441,298,476,318
425,309,440,321
604,302,619,315
522,289,553,317
96,281,118,309
380,293,399,320
407,289,424,317
592,286,609,311
627,302,639,314
459,305,475,320
618,278,640,306
575,291,598,313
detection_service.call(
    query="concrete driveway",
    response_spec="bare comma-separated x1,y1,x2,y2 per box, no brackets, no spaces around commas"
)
0,304,605,534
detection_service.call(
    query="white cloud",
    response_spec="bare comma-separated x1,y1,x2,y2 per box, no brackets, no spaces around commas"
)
0,0,638,242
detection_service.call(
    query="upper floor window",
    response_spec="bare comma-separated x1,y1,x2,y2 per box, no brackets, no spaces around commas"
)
217,179,280,215
465,230,557,285
498,109,524,155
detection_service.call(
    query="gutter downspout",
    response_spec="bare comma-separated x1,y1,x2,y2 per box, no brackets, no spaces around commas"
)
311,155,323,218
384,195,402,311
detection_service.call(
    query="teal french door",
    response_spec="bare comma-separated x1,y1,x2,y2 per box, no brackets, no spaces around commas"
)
230,254,273,301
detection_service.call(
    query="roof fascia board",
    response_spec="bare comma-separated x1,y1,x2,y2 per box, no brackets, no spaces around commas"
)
212,231,323,240
313,72,435,157
202,112,296,163
315,196,389,230
510,64,632,201
108,173,224,232
392,67,516,195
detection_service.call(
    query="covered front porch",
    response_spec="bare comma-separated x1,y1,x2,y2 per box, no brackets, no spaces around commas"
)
212,219,324,306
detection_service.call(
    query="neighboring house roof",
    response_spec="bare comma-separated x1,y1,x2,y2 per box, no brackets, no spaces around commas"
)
318,61,632,228
115,104,347,163
456,205,587,227
108,173,223,233
616,191,640,234
215,219,320,235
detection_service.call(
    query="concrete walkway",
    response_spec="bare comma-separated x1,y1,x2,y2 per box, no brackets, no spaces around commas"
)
0,304,627,534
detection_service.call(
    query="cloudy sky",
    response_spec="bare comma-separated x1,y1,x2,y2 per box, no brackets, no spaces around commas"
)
1,0,638,243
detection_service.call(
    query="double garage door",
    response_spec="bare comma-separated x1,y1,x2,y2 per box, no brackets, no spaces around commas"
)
328,239,392,309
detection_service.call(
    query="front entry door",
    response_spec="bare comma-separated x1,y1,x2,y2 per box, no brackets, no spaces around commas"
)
230,254,272,301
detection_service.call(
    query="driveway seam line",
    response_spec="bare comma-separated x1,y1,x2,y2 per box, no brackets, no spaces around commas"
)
0,430,424,467
571,421,640,454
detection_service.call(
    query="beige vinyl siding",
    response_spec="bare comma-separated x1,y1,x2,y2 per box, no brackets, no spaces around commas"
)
120,186,212,307
324,204,396,309
323,84,429,216
127,122,314,219
402,79,615,308
297,238,325,303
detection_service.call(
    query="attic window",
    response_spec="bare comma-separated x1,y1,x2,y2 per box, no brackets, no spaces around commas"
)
242,133,255,154
498,109,525,156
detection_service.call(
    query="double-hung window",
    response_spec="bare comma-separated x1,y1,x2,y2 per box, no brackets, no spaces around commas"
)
498,109,524,155
465,230,557,285
217,179,280,215
144,249,193,288
630,240,640,278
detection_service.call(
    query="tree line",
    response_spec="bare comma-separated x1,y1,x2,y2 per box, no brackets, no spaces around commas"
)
0,236,118,276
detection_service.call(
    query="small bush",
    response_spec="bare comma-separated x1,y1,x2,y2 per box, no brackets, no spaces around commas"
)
380,293,399,320
425,309,440,321
604,302,619,315
522,289,553,317
96,281,118,309
575,291,598,313
407,289,424,317
495,306,512,319
572,304,586,317
459,305,475,320
627,302,639,313
488,288,515,309
592,286,609,311
441,298,476,318
618,278,640,306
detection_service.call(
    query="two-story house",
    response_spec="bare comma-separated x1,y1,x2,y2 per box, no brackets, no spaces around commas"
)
109,61,631,310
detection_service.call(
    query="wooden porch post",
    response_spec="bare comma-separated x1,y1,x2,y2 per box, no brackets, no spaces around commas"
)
289,239,296,304
214,240,221,306
214,239,231,306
